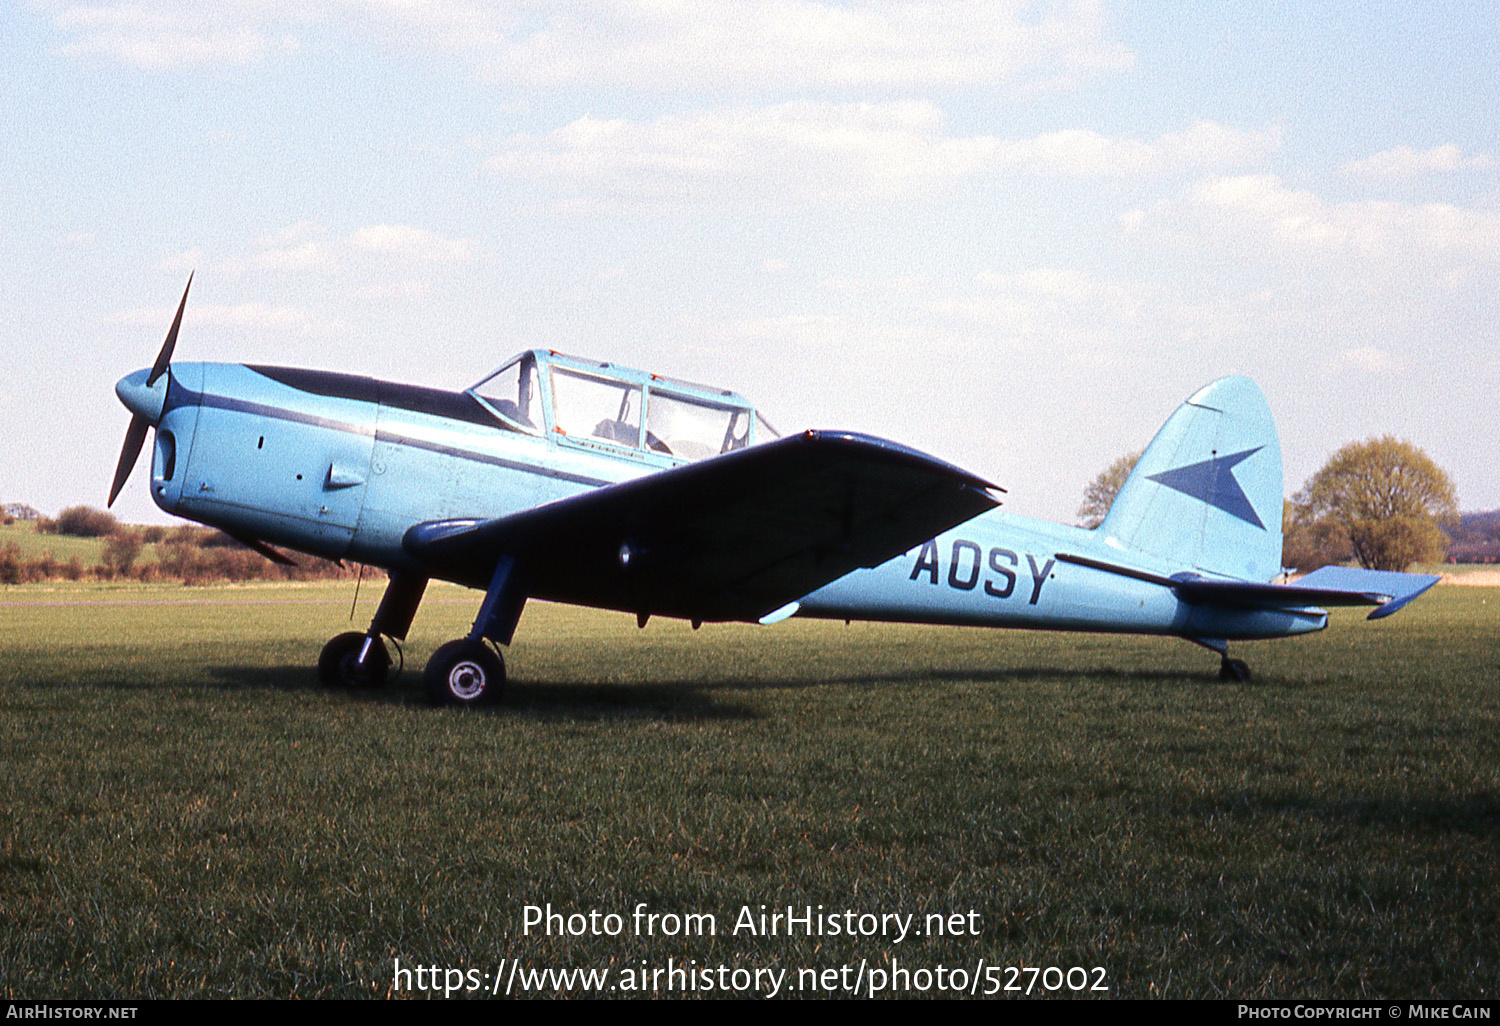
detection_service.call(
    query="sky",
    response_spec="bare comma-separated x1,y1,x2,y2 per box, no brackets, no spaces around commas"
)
2,1,1496,527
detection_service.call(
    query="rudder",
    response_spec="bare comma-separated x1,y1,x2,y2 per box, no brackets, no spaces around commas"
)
1098,376,1283,582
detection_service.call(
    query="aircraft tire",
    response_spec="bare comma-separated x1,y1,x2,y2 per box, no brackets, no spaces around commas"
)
1218,657,1252,683
318,631,391,689
424,639,505,708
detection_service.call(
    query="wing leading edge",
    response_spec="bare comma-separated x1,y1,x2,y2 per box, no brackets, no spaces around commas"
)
405,430,1002,623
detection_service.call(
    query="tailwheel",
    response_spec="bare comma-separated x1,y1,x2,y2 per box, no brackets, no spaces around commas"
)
424,638,505,708
1219,656,1252,683
318,631,392,689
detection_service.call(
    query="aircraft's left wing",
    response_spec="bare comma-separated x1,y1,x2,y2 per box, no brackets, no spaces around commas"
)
405,431,1002,623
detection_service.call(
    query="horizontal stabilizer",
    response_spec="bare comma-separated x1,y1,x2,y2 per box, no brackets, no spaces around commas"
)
1055,553,1439,620
1293,565,1441,619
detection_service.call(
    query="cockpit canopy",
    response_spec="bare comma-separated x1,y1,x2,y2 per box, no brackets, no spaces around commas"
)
468,350,779,462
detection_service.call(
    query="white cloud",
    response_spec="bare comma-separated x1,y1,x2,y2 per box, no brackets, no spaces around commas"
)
190,302,352,337
258,221,323,249
926,267,1157,368
50,1,300,69
254,241,338,273
452,0,1134,91
1342,144,1496,179
349,224,473,262
976,265,1145,312
114,301,351,338
126,222,472,342
155,248,203,273
1329,346,1402,376
989,121,1281,178
488,105,1279,210
488,101,957,209
46,0,1132,89
1125,174,1500,264
743,266,1162,367
212,222,474,276
347,279,432,304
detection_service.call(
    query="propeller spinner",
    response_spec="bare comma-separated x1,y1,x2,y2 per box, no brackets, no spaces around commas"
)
108,272,192,507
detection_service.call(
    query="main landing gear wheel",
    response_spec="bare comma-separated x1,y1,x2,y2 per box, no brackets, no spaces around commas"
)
424,639,505,708
318,631,392,689
1219,656,1252,683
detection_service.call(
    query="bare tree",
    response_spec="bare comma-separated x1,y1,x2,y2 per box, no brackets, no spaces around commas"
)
1077,451,1141,529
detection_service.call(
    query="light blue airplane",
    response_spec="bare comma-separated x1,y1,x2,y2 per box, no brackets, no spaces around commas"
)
110,277,1438,705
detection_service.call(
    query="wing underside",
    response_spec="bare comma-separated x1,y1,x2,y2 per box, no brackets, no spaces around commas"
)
405,430,1001,623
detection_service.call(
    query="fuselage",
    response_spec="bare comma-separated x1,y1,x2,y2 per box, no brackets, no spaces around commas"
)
130,361,663,570
119,360,1327,642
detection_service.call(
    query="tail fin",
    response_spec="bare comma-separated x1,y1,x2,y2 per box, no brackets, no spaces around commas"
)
1099,376,1283,582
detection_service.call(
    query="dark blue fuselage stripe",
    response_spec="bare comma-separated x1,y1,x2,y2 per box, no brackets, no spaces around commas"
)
372,429,610,487
195,390,375,437
166,383,613,488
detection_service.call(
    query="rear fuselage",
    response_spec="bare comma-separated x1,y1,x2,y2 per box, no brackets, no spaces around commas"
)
797,515,1326,640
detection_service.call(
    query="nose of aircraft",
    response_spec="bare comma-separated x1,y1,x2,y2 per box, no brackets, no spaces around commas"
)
115,367,168,426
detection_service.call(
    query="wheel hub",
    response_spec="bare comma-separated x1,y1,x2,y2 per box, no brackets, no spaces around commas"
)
448,660,487,700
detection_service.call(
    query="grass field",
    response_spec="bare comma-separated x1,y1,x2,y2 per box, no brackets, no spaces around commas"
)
1,580,1496,999
0,522,117,564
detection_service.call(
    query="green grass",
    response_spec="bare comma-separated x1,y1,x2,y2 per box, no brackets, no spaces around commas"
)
0,521,113,564
0,582,1496,999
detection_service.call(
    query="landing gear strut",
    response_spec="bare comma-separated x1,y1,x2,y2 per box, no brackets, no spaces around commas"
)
319,559,527,707
1188,636,1253,682
423,555,526,708
319,571,427,689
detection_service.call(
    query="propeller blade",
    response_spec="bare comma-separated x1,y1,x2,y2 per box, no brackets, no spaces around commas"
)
147,271,193,386
108,414,150,508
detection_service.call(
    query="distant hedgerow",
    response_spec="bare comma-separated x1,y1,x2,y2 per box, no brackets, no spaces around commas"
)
54,506,120,538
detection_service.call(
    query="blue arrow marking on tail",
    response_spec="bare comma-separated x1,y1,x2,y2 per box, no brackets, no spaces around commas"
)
1146,446,1266,529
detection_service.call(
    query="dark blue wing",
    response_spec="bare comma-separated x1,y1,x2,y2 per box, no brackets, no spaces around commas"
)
405,430,1001,622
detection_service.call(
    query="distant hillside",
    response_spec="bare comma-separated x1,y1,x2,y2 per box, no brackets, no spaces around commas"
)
1445,509,1500,563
